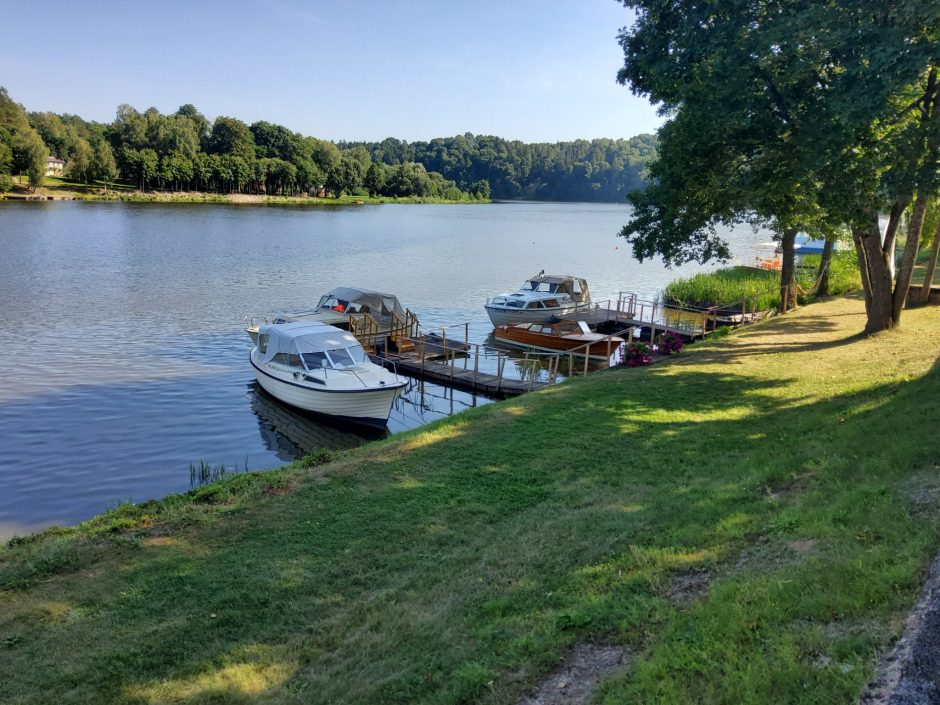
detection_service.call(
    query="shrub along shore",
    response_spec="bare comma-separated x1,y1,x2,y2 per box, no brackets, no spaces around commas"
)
1,295,939,704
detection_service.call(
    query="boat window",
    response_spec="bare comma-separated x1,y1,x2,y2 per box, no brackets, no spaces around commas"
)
258,333,269,354
327,347,356,368
301,351,329,369
572,280,582,294
525,301,545,309
544,299,559,308
272,352,303,368
502,300,524,308
558,323,580,334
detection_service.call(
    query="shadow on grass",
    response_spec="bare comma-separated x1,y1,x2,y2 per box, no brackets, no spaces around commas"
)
2,344,940,704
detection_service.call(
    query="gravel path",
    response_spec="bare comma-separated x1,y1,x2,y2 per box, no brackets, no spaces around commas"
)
862,552,940,705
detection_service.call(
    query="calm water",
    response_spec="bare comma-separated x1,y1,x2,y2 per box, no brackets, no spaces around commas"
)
0,201,769,538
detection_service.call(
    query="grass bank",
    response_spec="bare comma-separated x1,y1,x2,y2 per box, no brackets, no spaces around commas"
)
2,177,487,206
2,296,939,704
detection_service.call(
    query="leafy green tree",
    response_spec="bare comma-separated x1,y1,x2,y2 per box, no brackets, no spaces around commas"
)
326,156,364,197
0,141,11,176
175,104,210,145
13,129,48,190
206,117,255,162
192,152,212,191
296,159,325,196
615,0,940,332
67,138,95,184
29,112,78,159
138,148,158,190
469,179,490,199
364,162,387,196
93,140,118,188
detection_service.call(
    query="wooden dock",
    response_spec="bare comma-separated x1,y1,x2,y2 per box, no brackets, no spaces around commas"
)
375,349,547,398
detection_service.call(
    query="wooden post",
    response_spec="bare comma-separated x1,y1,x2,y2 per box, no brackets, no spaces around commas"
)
496,356,504,392
473,343,479,386
583,348,589,376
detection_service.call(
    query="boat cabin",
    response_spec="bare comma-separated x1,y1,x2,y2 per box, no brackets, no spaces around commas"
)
256,322,368,371
520,274,590,303
491,294,565,310
312,287,405,319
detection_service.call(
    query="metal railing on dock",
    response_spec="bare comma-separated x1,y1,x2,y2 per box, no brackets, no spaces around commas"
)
365,290,768,399
372,321,632,398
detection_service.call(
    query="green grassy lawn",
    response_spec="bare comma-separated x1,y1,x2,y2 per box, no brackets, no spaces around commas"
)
1,296,939,704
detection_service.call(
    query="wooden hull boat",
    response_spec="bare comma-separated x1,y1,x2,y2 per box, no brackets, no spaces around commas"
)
494,320,624,360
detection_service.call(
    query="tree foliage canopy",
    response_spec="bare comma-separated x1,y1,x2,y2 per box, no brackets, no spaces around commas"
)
616,0,940,330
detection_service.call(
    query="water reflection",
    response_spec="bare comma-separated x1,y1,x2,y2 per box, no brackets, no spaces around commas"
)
248,383,381,460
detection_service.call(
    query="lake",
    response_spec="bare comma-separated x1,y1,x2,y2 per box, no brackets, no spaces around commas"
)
0,200,770,539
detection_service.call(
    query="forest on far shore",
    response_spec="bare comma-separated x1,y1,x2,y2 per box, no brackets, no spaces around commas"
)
0,87,655,202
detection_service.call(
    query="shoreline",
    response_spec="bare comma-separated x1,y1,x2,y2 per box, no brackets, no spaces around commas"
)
0,189,488,206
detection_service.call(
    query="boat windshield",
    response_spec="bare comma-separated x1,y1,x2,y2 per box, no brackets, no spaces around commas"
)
293,331,367,370
523,280,558,293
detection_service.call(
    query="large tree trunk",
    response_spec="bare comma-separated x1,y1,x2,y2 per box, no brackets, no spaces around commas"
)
779,228,798,312
914,219,940,305
856,215,897,333
816,237,835,297
853,229,873,313
893,190,931,320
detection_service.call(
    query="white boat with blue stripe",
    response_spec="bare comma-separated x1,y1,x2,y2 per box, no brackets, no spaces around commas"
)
250,321,407,426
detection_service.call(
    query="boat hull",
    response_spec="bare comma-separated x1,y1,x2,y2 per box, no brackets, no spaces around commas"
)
484,303,586,327
250,357,405,426
494,330,623,360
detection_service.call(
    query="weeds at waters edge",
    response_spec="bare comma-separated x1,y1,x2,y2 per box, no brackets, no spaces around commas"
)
665,252,861,311
188,459,246,487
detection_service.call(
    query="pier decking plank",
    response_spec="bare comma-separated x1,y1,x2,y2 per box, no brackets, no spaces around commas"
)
376,352,546,398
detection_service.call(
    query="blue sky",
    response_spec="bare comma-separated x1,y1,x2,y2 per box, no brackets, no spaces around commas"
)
0,0,662,142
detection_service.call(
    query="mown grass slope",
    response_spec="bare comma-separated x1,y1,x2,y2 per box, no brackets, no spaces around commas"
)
1,296,939,705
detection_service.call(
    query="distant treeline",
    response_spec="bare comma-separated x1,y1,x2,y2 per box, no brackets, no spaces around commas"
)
340,134,657,202
0,86,655,202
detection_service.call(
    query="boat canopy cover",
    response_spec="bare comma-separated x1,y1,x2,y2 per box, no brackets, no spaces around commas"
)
256,322,361,363
324,287,405,319
523,274,590,302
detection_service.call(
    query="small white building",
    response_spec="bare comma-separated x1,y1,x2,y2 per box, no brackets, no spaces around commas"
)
45,156,65,176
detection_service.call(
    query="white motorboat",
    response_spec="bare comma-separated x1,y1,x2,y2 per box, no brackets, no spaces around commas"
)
247,287,409,344
484,273,591,327
250,321,407,426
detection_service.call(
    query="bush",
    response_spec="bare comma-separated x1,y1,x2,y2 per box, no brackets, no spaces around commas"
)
621,342,653,367
0,173,12,192
656,331,684,355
